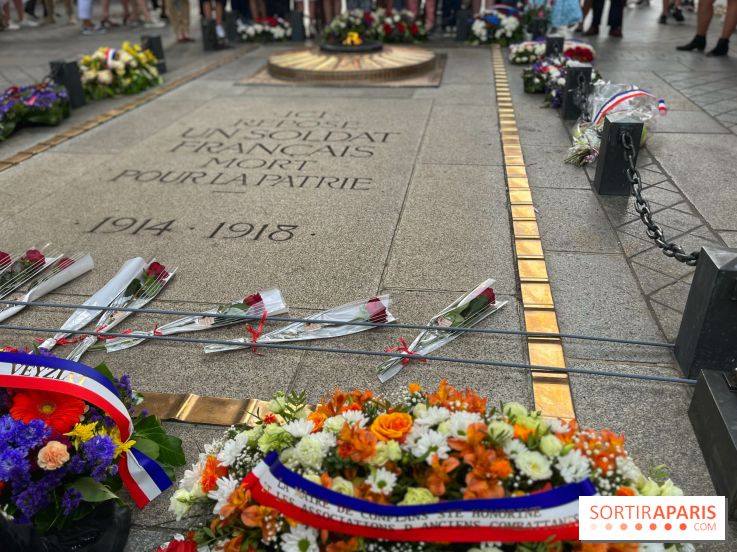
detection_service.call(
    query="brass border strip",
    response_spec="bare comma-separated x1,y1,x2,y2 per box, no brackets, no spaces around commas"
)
0,48,253,172
492,46,575,420
140,392,271,426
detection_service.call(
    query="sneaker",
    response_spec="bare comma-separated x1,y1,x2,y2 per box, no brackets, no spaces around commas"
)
6,21,20,30
215,23,225,39
19,18,39,27
144,19,165,28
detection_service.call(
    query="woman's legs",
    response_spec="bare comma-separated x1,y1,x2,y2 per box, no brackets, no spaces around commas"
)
719,0,737,38
677,0,712,49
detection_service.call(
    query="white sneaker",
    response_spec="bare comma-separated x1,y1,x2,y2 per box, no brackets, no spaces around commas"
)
215,24,225,39
6,21,20,30
19,18,39,27
144,18,165,28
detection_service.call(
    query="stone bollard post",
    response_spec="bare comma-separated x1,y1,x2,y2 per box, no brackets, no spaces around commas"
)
675,247,737,378
141,35,167,74
592,117,643,196
545,36,564,56
560,62,592,121
455,9,472,42
49,61,86,109
290,11,306,41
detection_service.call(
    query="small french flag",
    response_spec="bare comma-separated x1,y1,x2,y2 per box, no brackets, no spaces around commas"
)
658,99,668,114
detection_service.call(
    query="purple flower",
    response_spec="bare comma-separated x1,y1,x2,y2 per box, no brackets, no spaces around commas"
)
61,487,82,515
14,418,51,451
82,435,115,481
0,447,27,481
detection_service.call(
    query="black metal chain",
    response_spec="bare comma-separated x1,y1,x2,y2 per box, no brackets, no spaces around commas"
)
621,131,700,266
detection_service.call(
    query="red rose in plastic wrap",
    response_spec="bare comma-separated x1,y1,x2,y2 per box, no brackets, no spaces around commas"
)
146,261,169,279
56,257,75,270
0,251,11,267
22,248,45,266
243,293,263,306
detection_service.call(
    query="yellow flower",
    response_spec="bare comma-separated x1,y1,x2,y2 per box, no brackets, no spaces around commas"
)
103,426,136,458
65,422,98,448
81,55,92,66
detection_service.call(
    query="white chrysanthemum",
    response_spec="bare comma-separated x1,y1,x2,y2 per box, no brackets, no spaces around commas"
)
179,453,206,494
294,435,327,471
324,415,346,433
284,419,315,438
216,432,249,467
281,524,319,552
547,418,569,434
410,430,450,464
515,450,553,481
312,431,337,451
413,405,451,427
368,467,397,495
503,439,528,458
342,410,367,427
208,476,239,518
556,450,592,483
446,411,483,439
97,69,113,85
169,489,194,520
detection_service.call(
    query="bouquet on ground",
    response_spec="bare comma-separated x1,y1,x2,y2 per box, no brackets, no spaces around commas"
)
104,289,288,353
161,381,691,551
37,257,149,352
566,82,664,166
323,9,427,44
66,260,175,362
509,39,595,65
80,42,162,100
470,8,523,46
522,55,566,93
545,62,601,109
0,246,63,300
377,279,507,382
0,351,184,536
204,295,394,353
520,1,551,30
238,16,291,42
0,253,93,323
0,82,70,141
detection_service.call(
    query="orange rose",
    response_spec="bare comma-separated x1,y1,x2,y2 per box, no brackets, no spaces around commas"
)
37,441,70,470
370,412,413,442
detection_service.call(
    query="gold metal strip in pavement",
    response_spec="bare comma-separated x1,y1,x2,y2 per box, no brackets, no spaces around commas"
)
141,392,271,426
0,47,253,170
492,45,575,420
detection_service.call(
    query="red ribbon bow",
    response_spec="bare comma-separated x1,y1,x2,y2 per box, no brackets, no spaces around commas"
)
245,311,268,354
34,336,82,347
95,325,135,340
386,338,426,365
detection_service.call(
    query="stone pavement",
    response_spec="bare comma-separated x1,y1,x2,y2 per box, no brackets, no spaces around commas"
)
0,2,736,550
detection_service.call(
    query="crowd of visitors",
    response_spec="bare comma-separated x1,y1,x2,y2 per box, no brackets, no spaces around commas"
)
0,0,735,55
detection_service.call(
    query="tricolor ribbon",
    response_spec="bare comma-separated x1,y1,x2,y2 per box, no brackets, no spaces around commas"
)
243,452,595,543
104,47,117,66
385,338,426,365
593,88,656,126
0,351,171,508
658,99,668,114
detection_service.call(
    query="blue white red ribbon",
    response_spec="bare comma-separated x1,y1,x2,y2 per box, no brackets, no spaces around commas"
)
593,88,656,126
0,351,171,508
104,47,117,66
658,99,668,114
243,452,596,542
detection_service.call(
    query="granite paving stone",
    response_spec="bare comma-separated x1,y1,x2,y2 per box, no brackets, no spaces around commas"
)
382,162,516,295
522,145,592,189
533,188,622,253
648,134,737,230
545,252,674,363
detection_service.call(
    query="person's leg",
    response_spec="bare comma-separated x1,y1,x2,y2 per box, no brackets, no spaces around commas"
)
677,0,712,50
425,0,435,28
182,0,191,36
43,0,54,22
707,0,737,55
165,0,179,35
78,0,94,28
607,0,624,32
584,0,603,32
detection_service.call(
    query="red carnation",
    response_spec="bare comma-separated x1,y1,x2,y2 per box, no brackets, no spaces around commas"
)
22,249,45,266
243,293,263,306
397,22,406,33
56,257,75,270
0,251,10,267
146,261,169,279
410,22,419,35
383,23,392,34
